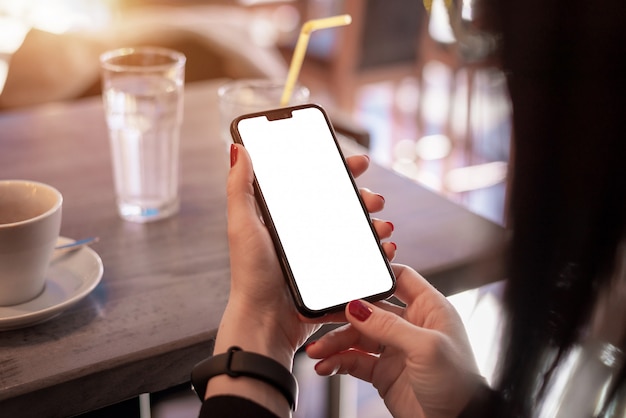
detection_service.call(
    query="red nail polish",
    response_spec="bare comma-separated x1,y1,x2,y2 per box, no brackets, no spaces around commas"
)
348,300,373,321
386,221,395,232
230,144,238,167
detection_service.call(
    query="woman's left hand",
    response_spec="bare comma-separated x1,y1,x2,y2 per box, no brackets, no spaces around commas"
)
214,145,396,367
306,265,482,418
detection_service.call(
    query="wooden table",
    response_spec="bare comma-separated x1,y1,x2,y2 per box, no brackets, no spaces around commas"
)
0,80,506,417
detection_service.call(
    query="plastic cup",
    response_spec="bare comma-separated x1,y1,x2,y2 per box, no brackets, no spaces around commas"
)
217,79,310,147
100,47,186,223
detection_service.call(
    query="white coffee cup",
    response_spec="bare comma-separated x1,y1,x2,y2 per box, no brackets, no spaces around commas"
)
0,180,62,306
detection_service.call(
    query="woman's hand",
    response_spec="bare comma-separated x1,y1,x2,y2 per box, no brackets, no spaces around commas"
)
206,145,396,415
213,144,396,366
306,264,483,418
220,145,395,363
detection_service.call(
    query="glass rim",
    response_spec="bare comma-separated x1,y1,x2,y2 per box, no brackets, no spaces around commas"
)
100,46,186,72
217,78,310,105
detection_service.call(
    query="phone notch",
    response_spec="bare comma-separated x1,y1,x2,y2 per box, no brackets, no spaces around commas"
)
266,108,294,121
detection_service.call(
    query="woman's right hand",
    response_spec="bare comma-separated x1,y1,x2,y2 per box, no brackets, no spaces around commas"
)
306,264,484,418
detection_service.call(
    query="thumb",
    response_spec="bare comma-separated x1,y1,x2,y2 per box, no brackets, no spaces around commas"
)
345,299,436,355
226,144,259,231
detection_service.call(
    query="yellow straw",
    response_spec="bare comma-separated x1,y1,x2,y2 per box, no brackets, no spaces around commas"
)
280,14,352,107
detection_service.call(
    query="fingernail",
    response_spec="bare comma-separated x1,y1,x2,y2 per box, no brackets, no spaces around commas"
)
363,154,370,162
230,144,238,168
377,194,385,203
386,221,394,232
313,361,322,373
390,242,397,250
348,300,373,321
315,360,339,376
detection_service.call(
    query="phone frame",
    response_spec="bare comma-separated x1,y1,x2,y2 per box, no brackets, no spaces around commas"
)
230,103,395,317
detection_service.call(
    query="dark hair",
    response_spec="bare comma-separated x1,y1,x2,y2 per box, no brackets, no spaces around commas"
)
491,0,626,415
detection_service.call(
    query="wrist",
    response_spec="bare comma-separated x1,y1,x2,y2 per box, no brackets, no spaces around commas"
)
202,298,299,416
213,300,296,370
195,346,298,416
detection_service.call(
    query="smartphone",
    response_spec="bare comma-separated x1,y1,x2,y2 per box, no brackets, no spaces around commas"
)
231,104,395,317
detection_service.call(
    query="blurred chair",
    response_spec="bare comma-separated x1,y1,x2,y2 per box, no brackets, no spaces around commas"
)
0,5,287,109
417,0,510,225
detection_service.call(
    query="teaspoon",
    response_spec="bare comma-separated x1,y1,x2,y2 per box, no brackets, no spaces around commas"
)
54,237,99,254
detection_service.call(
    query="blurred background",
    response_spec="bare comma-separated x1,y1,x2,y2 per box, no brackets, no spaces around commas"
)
0,1,510,417
0,0,511,226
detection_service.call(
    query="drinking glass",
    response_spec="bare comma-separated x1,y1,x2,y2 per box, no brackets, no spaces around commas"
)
100,47,185,223
217,79,310,148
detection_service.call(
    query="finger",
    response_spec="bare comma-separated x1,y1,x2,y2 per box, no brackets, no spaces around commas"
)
372,218,394,240
361,188,386,213
391,264,448,308
344,299,442,363
374,299,405,317
226,144,262,234
306,300,405,359
390,265,467,338
305,324,357,359
313,349,380,383
306,324,382,359
346,154,370,178
300,297,403,326
381,241,397,261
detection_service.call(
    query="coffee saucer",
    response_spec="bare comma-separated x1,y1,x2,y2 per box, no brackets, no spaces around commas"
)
0,237,103,331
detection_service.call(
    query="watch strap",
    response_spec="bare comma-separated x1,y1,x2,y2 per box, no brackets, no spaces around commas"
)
191,346,298,411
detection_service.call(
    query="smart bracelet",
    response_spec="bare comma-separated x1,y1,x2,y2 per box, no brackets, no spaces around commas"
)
191,346,298,411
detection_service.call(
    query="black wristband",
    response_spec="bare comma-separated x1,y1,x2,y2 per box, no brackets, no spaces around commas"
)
191,346,299,411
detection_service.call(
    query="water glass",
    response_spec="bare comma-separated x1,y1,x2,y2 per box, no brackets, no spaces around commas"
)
100,47,185,223
217,79,310,147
